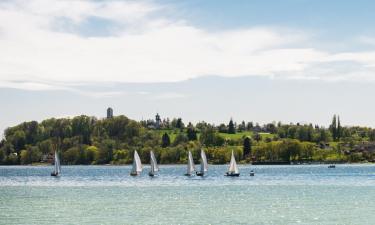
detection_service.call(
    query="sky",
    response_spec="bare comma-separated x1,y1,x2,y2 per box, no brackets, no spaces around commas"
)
1,0,375,135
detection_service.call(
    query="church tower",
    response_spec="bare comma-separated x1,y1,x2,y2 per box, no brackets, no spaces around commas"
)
107,107,113,119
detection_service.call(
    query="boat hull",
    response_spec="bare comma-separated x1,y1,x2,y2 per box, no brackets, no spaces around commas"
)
50,172,59,177
184,173,194,176
130,172,140,176
196,171,204,176
148,172,158,177
225,172,240,177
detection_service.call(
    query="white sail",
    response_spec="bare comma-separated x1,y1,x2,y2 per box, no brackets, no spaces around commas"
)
228,150,239,174
186,151,195,175
200,149,208,173
150,151,158,175
54,150,58,174
56,151,61,174
131,150,143,174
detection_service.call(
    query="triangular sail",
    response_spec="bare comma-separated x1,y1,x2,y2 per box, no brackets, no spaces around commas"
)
54,150,58,174
186,151,195,175
228,150,239,173
56,151,61,174
150,151,159,172
200,149,208,173
131,150,143,174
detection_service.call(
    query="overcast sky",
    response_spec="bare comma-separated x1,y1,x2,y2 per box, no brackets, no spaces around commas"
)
1,0,375,134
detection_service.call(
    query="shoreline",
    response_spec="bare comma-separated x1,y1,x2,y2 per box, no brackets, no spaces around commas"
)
1,162,374,167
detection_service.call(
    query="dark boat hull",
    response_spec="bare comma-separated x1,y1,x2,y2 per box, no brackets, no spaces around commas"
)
149,172,158,177
184,173,194,176
50,172,59,177
196,172,204,176
225,172,240,177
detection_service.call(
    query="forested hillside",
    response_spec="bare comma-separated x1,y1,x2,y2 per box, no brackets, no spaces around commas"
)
1,114,375,165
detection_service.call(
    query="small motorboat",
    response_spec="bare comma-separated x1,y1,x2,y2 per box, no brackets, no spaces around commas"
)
249,170,255,176
196,171,204,176
328,165,336,168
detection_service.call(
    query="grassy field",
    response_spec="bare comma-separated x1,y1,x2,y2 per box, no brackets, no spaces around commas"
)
219,131,275,140
156,129,274,142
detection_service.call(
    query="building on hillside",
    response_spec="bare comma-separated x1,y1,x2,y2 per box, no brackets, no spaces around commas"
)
155,113,161,129
107,107,113,119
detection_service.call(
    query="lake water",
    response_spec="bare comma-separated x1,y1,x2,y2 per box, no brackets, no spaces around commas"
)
1,164,375,224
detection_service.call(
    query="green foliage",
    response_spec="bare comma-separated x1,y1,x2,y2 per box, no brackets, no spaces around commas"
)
200,127,224,146
243,137,251,158
19,146,42,165
85,146,99,163
186,123,197,141
0,148,4,163
252,132,262,142
1,114,374,165
161,133,171,148
228,119,236,134
172,133,188,146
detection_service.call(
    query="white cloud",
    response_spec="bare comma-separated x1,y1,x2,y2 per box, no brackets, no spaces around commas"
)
150,92,187,100
0,0,375,90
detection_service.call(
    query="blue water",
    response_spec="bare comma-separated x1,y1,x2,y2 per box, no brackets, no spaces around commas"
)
1,164,375,224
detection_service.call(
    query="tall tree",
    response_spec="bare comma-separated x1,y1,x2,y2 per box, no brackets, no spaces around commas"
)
186,123,197,141
161,133,171,148
246,122,253,131
228,118,236,134
243,137,252,158
337,116,342,141
330,115,337,141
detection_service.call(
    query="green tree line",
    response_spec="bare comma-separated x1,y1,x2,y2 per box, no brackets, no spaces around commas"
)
1,114,375,165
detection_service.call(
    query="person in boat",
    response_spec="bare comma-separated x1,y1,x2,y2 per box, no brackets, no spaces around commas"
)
250,170,255,176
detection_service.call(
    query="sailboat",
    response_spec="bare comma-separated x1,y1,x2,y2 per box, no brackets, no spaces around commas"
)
196,149,208,176
184,151,195,176
51,150,61,177
148,151,159,177
225,150,240,176
130,150,143,176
